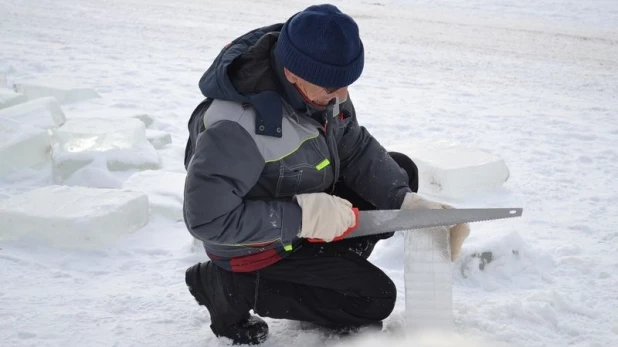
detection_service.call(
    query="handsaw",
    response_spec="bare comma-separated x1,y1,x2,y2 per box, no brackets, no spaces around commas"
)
339,207,523,240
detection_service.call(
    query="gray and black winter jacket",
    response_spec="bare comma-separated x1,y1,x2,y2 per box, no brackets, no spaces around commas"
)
183,24,411,272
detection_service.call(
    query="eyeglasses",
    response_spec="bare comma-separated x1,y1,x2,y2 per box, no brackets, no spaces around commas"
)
322,87,340,94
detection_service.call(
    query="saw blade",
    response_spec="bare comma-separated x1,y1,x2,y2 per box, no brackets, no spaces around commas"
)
343,208,523,239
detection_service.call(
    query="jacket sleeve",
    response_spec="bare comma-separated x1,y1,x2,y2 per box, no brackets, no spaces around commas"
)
337,101,412,209
183,120,302,247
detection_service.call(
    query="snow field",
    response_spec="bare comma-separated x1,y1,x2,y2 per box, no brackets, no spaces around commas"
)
0,0,617,346
0,71,511,344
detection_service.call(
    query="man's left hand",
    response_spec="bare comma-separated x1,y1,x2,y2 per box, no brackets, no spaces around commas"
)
400,192,470,261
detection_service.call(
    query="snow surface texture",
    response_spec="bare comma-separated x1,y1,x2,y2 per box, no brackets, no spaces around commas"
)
1,0,617,346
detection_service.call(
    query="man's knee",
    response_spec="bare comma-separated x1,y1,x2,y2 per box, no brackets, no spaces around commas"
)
370,274,397,320
389,151,419,193
352,265,397,321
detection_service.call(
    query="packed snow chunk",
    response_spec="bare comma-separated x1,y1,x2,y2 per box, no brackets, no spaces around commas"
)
123,170,186,220
51,117,161,181
0,118,51,176
0,89,27,109
133,113,156,128
457,231,554,289
14,80,99,104
63,165,124,189
0,186,149,248
405,227,453,332
391,142,510,199
0,97,66,129
146,129,172,149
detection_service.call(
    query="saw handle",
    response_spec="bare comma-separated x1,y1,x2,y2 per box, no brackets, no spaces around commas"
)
307,207,359,243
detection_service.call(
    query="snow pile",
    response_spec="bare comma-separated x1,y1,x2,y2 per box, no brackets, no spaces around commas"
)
456,231,553,288
450,232,608,345
0,185,149,249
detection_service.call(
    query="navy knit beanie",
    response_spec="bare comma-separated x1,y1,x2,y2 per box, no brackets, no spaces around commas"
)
274,4,364,89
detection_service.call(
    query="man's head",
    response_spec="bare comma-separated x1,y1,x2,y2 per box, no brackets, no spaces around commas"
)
275,4,364,107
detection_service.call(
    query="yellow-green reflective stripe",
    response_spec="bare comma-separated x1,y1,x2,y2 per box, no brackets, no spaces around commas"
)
284,244,293,251
316,159,330,171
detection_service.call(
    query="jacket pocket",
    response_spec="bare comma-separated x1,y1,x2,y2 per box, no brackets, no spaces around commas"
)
273,158,327,196
292,139,333,194
259,135,334,197
275,163,303,197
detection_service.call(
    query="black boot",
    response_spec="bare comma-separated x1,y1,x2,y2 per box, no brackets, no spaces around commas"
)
185,262,268,345
302,320,383,335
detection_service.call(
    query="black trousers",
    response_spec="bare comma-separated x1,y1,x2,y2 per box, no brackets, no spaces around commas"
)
247,152,419,327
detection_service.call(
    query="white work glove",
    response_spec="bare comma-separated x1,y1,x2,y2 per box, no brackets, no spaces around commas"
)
295,193,357,242
400,192,471,261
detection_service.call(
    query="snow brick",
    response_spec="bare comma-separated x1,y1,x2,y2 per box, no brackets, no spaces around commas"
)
133,113,156,128
0,186,149,248
0,89,28,109
405,227,453,332
123,170,186,220
146,129,172,149
391,142,510,199
51,117,161,182
0,96,66,129
14,80,99,104
0,118,51,176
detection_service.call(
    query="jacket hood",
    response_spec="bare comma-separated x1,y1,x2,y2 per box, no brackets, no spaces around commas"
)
198,23,285,138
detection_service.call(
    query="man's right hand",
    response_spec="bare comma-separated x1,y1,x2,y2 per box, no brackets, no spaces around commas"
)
295,193,357,242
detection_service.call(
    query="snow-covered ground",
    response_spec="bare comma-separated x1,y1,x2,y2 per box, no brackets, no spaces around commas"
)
1,0,617,346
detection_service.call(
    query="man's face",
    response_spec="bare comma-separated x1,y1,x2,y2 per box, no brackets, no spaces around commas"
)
284,68,349,108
